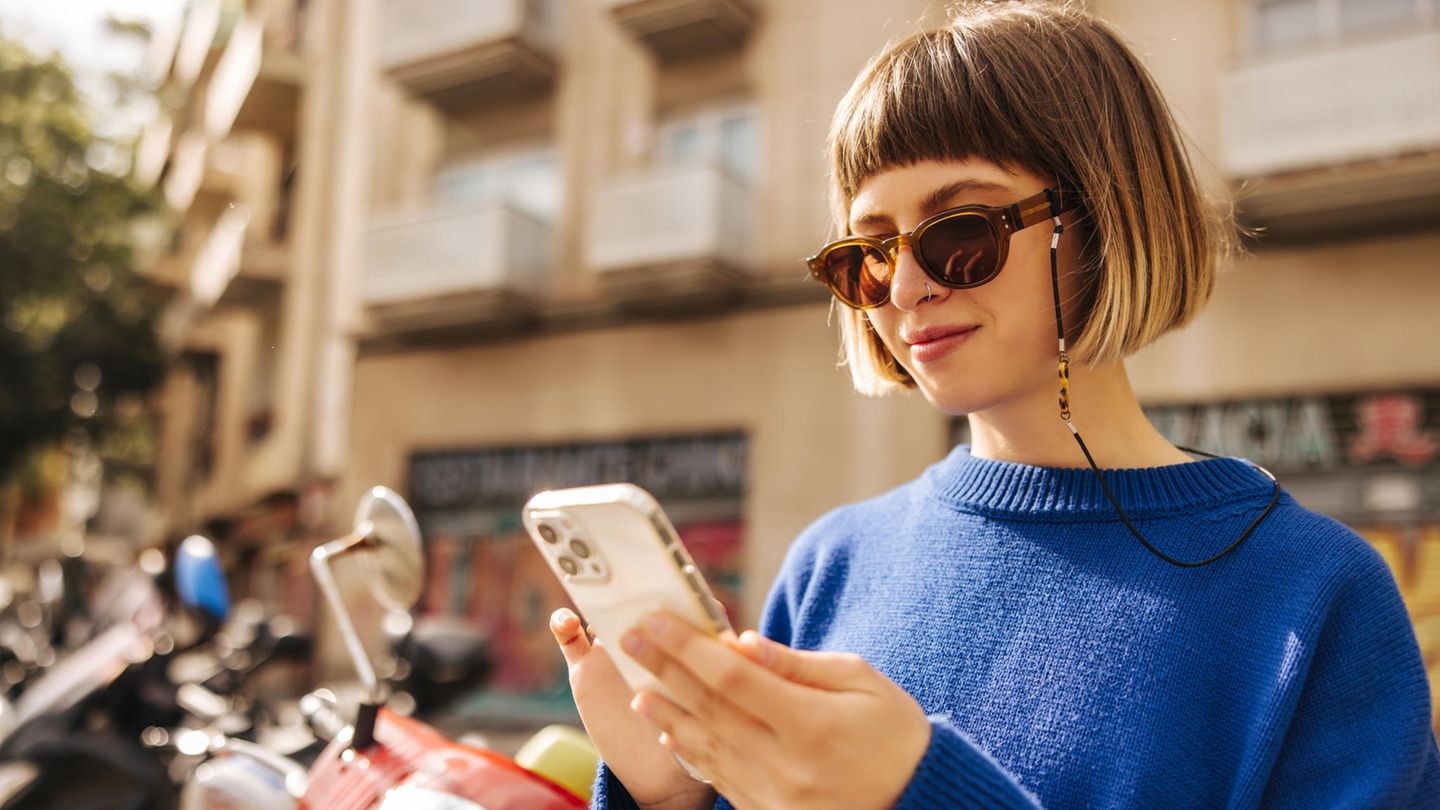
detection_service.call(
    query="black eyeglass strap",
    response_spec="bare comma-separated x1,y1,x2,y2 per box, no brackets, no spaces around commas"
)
1043,186,1280,567
1045,188,1070,420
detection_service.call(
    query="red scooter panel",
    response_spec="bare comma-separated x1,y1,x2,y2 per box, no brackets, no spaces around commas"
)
301,709,586,810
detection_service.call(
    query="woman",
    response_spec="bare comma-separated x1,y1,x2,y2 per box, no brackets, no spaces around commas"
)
549,2,1440,807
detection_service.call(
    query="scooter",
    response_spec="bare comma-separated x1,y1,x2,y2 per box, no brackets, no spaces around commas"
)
179,487,596,809
0,553,177,809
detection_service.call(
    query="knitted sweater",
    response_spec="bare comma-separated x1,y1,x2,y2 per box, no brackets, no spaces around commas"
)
592,445,1440,808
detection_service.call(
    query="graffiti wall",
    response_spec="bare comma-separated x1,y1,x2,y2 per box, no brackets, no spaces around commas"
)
406,433,748,722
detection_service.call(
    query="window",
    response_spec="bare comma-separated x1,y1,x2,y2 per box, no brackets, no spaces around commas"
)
1254,0,1323,51
656,104,759,183
435,146,560,220
1250,0,1430,54
1339,0,1418,34
718,111,756,181
662,123,703,165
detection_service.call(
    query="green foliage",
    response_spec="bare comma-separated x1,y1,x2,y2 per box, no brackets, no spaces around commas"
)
0,33,168,484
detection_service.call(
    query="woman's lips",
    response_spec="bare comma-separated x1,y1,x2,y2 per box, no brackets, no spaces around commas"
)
908,326,978,363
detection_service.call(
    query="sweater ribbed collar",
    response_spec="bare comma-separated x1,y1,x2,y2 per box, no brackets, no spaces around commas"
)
924,444,1277,519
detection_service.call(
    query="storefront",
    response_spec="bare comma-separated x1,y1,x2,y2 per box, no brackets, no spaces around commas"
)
403,433,748,721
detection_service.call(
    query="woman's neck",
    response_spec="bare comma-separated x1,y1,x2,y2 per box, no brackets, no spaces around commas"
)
966,361,1193,470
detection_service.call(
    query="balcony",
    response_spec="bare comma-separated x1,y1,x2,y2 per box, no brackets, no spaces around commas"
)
243,4,306,135
132,115,174,188
205,11,264,138
364,202,551,337
604,0,757,63
191,205,253,306
204,1,305,139
380,0,559,113
585,164,752,310
1221,28,1440,239
172,0,224,89
163,132,209,211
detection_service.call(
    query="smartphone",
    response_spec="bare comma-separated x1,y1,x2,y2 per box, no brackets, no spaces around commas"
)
522,483,733,697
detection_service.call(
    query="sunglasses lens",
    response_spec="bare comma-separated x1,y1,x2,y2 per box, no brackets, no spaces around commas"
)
918,215,999,287
822,243,891,308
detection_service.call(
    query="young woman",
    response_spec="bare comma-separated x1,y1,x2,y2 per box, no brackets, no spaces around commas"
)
549,2,1440,807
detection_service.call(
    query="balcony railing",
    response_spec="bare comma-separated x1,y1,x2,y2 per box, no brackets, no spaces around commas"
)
172,0,224,88
1222,29,1440,177
585,164,752,306
191,205,252,306
133,116,174,189
205,1,304,139
365,202,551,333
602,0,757,63
380,0,559,112
1221,28,1440,237
164,132,209,211
204,12,264,139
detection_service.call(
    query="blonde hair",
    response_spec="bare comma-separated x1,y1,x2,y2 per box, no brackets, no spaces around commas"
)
827,0,1235,395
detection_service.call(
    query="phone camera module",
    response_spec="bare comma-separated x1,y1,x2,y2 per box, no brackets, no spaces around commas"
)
568,538,591,559
558,556,580,576
538,523,560,544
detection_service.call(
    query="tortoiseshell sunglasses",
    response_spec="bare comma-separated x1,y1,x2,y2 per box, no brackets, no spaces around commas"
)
806,187,1079,309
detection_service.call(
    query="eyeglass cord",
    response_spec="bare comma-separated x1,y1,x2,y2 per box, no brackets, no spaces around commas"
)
1042,189,1281,568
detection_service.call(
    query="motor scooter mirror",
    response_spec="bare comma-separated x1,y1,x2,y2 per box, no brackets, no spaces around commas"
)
310,486,424,750
352,487,424,611
175,535,232,624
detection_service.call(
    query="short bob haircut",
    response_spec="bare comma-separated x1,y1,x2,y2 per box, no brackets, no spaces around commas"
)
827,0,1236,396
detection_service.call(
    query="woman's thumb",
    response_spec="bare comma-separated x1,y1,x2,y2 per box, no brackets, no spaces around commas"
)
550,607,591,665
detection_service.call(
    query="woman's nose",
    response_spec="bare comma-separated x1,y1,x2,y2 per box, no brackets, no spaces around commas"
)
889,243,945,311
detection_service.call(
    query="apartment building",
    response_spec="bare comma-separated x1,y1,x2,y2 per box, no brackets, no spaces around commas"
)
146,0,1440,728
141,0,349,616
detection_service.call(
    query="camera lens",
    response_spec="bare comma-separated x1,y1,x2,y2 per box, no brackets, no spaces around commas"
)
568,538,591,559
558,556,579,576
537,524,558,544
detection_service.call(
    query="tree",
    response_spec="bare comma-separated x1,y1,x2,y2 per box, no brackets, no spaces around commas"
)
0,31,168,490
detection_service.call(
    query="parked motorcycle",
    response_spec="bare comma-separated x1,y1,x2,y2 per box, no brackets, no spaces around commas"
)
0,551,177,809
176,486,596,809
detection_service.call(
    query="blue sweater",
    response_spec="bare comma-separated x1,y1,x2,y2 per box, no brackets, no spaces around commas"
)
593,445,1440,808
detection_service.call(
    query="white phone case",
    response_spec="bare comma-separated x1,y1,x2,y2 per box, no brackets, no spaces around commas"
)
523,484,731,783
522,483,733,697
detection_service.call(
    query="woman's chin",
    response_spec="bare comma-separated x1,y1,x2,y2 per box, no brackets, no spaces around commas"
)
913,381,992,418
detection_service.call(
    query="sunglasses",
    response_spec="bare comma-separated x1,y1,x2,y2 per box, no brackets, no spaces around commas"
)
806,187,1079,310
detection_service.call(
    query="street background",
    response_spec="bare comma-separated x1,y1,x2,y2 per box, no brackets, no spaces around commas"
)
3,0,1439,745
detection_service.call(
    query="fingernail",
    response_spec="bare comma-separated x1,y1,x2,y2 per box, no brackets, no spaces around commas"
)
621,629,645,655
551,608,571,627
642,612,670,636
629,694,648,715
741,630,772,664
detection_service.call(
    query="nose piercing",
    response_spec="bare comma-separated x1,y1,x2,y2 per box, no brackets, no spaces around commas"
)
923,281,934,302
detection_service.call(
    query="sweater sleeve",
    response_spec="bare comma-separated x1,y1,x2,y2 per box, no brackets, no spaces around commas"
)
892,715,1045,809
588,763,640,810
1255,547,1440,808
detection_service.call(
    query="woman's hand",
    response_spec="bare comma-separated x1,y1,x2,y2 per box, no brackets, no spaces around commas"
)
549,608,716,810
619,611,932,810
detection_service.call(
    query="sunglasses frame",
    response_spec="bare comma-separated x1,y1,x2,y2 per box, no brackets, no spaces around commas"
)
807,186,1080,310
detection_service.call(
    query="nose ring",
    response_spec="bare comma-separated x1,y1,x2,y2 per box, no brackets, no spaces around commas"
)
923,281,934,302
